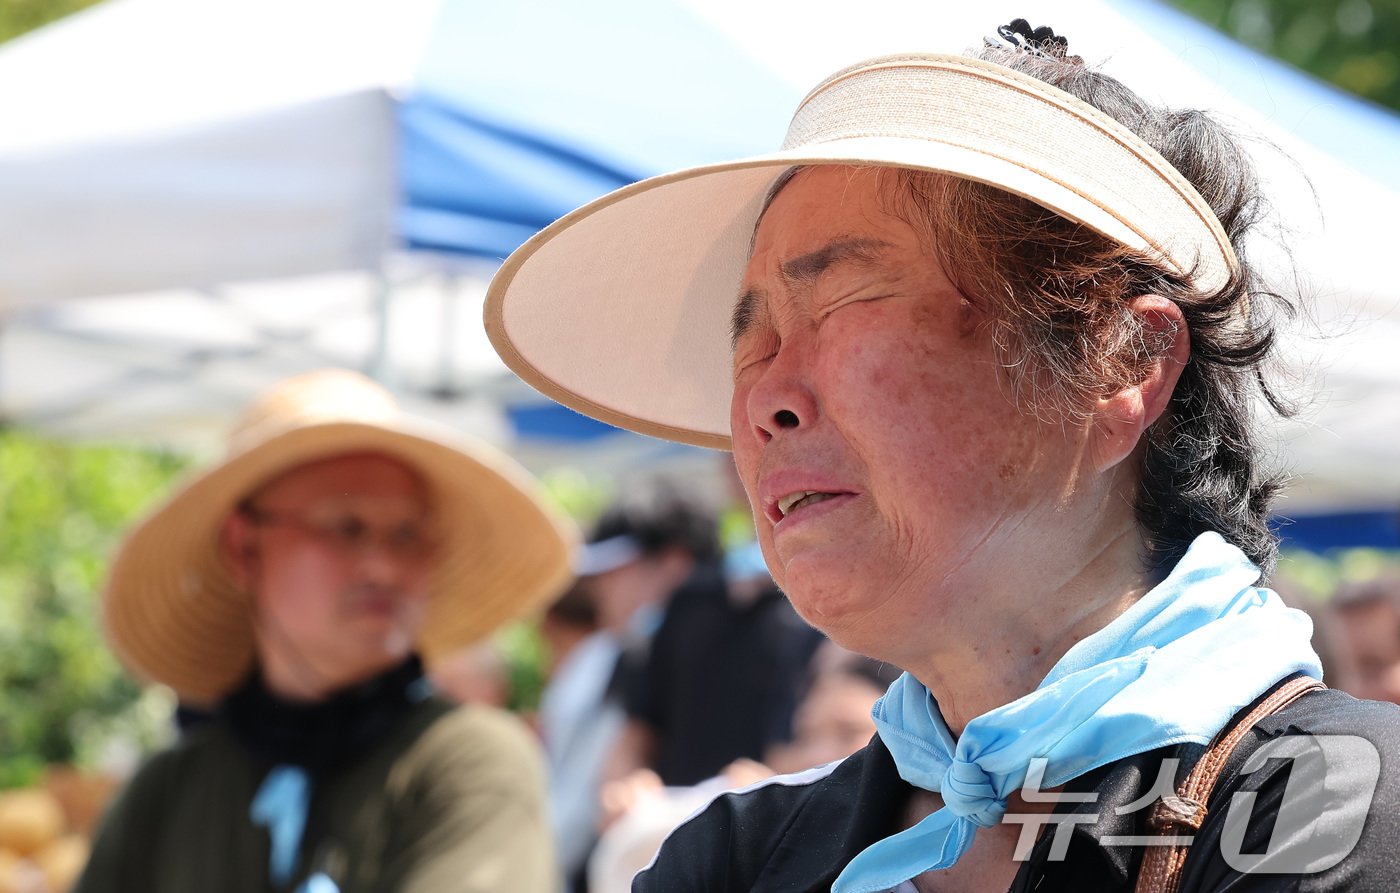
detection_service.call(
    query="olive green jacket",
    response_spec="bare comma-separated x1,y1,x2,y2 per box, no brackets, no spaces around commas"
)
75,698,554,893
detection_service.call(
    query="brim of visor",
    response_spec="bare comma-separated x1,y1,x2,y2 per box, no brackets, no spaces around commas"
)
486,135,1190,451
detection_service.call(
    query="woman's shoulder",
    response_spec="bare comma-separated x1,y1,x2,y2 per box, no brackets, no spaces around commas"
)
410,697,536,748
121,719,248,792
634,739,909,893
1253,685,1400,737
81,722,255,857
398,699,546,784
1181,688,1400,891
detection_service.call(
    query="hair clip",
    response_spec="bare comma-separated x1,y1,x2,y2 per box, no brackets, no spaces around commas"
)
984,19,1077,62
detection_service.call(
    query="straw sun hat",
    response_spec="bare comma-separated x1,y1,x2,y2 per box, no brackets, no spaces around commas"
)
485,51,1238,450
103,369,576,705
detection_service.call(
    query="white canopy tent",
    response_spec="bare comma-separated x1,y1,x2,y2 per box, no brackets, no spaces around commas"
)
0,0,493,448
0,0,1397,522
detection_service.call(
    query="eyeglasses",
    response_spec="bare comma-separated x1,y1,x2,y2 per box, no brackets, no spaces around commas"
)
240,504,439,563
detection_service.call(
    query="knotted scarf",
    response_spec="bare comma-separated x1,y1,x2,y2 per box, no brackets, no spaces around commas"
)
832,533,1322,893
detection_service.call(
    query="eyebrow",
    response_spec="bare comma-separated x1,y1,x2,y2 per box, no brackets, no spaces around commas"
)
730,238,893,348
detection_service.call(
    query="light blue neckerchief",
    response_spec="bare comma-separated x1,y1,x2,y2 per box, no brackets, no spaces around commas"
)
249,768,347,893
251,765,313,887
832,532,1323,893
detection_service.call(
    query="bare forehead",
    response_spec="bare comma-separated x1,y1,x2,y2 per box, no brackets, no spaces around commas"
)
751,166,899,249
250,452,430,508
731,167,923,343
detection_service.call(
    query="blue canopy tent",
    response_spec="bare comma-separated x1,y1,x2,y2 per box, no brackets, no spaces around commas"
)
401,0,793,260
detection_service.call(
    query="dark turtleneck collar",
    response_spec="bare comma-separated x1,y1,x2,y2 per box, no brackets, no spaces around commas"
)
220,655,428,776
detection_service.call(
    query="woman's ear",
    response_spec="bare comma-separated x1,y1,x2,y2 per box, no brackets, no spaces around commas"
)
1090,296,1189,473
220,510,257,591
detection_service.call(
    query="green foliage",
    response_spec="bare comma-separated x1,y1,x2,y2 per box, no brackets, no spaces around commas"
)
1168,0,1400,112
719,505,756,551
536,466,614,525
495,620,550,713
0,0,106,44
1278,547,1400,602
0,430,188,786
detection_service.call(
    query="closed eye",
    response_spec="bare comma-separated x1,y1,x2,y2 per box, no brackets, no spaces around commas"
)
818,291,894,319
731,288,766,351
732,335,779,379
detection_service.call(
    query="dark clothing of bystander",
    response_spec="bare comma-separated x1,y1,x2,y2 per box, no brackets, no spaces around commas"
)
622,564,823,786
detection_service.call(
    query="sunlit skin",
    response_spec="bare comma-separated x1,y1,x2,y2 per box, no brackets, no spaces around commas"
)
730,165,1190,733
729,166,1192,890
221,452,435,702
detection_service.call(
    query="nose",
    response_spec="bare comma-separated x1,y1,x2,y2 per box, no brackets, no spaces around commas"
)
354,539,411,586
741,338,817,444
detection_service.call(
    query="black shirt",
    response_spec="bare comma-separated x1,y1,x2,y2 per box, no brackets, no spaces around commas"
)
624,565,824,786
634,685,1400,891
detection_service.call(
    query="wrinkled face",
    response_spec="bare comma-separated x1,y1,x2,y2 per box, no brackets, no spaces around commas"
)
729,166,1090,660
238,453,435,689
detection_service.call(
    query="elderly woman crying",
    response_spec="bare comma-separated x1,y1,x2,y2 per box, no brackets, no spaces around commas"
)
487,20,1400,893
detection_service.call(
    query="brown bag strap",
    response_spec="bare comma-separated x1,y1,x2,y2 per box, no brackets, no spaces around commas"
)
1133,675,1326,893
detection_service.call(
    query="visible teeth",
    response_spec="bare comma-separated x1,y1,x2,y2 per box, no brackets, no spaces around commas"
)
777,491,813,517
777,490,835,517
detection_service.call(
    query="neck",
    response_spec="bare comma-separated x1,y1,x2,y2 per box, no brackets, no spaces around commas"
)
256,647,403,704
257,650,339,703
224,653,423,773
900,515,1156,737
